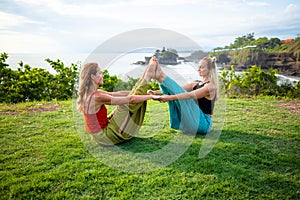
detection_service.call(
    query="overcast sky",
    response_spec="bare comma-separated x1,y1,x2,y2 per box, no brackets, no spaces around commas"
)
1,0,299,54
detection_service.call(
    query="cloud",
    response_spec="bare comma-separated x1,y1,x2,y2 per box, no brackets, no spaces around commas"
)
0,30,66,54
2,0,300,53
10,0,246,33
284,4,298,13
13,0,219,20
244,1,269,7
125,0,199,6
0,11,41,28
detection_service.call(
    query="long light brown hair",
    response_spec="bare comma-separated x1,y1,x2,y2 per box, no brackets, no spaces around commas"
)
76,62,99,113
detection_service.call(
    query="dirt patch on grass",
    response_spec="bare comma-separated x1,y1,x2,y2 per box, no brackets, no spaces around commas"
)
277,101,300,115
0,103,63,115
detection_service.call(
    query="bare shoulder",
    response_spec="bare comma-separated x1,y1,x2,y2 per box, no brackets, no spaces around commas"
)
96,89,109,94
94,90,112,101
190,81,200,86
183,81,199,91
205,83,217,99
206,82,217,91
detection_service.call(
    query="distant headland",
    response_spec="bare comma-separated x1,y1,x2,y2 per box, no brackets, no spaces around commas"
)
132,35,300,78
133,47,208,65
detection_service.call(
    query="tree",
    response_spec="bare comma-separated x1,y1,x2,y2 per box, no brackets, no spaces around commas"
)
269,37,281,48
230,33,255,48
253,37,269,46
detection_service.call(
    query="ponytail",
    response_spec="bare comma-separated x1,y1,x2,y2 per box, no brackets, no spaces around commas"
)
210,57,219,100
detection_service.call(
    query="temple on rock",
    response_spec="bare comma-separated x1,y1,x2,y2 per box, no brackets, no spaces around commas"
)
145,47,179,65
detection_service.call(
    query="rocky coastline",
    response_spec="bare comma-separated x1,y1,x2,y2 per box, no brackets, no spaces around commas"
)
133,48,299,78
217,51,300,77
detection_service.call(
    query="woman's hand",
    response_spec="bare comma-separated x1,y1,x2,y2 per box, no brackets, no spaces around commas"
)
158,95,169,102
147,90,162,95
151,95,171,102
147,90,155,95
151,95,162,101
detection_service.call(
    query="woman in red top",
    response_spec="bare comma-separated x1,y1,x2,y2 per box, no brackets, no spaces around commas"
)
77,57,158,146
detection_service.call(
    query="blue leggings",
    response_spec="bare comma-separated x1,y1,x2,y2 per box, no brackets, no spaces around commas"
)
159,76,212,134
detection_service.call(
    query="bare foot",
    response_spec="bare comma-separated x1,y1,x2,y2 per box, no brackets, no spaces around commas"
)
144,57,157,81
155,62,166,82
140,62,150,80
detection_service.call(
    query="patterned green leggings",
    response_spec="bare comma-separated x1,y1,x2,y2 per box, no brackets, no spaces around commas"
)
91,79,148,146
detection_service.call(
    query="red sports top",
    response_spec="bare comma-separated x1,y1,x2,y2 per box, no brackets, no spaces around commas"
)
84,92,108,133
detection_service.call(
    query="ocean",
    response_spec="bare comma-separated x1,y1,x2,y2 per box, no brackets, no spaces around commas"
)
6,53,89,74
5,53,299,85
6,52,199,85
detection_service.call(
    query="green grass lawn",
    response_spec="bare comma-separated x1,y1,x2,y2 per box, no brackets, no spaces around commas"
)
0,98,299,199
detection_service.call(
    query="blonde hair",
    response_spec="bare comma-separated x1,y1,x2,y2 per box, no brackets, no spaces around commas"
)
202,57,219,100
76,62,99,113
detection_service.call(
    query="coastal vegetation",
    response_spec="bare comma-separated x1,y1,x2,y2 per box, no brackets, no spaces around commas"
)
0,53,78,103
1,49,299,104
209,33,300,77
220,65,300,98
143,47,179,65
0,52,159,103
211,32,299,53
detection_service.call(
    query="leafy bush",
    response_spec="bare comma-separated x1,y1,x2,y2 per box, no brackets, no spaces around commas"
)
220,65,299,98
276,81,300,98
0,52,78,103
45,58,78,100
99,70,159,92
114,76,140,91
0,52,160,103
16,62,55,101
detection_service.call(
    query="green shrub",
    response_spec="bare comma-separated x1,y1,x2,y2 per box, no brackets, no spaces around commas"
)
220,65,299,98
0,52,160,103
0,52,78,103
45,58,78,100
100,72,159,92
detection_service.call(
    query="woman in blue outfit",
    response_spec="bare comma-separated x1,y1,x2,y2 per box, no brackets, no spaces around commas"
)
149,57,218,135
